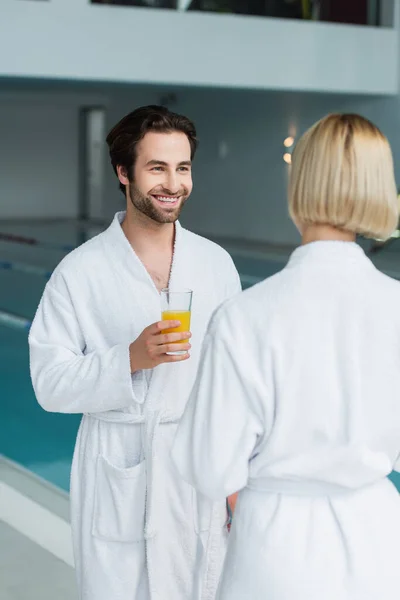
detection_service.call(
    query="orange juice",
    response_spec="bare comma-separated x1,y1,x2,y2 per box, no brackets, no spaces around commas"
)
162,310,191,344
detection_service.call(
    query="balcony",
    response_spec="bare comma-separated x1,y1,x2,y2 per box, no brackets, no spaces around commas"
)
90,0,394,27
1,0,398,94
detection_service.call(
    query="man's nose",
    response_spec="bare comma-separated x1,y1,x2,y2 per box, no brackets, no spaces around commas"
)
163,171,180,195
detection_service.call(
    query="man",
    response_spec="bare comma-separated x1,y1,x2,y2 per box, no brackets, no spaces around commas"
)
29,105,241,600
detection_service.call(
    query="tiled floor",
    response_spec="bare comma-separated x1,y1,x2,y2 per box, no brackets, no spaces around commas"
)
1,459,76,600
0,522,77,600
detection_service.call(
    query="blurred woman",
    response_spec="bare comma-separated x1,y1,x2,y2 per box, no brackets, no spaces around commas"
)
173,114,400,600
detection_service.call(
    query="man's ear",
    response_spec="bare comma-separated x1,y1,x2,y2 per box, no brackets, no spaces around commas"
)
117,165,130,186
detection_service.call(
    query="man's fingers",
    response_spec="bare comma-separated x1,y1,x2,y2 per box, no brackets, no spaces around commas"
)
161,352,191,363
156,342,192,355
154,331,191,346
149,320,182,334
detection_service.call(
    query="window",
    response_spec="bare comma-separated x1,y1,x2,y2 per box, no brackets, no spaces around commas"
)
90,0,393,27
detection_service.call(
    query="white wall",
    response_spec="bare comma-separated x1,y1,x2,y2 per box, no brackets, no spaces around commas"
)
173,89,400,245
2,83,400,246
0,0,398,95
0,90,107,219
0,85,167,220
100,87,400,246
0,99,78,219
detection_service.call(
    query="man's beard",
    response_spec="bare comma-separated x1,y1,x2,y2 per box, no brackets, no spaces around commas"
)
128,182,188,224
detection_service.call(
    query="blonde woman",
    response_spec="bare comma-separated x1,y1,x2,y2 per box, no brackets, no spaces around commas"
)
172,114,400,600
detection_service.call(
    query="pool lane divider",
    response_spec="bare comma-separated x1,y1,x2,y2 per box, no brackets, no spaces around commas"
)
0,261,49,329
0,310,32,331
0,260,52,279
0,231,75,253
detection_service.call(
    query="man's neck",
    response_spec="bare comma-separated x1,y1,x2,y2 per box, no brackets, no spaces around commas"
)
121,205,175,256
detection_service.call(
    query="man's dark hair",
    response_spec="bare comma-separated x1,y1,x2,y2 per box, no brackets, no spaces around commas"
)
106,105,198,195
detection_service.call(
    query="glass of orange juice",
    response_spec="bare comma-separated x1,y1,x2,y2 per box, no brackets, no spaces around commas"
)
160,288,193,355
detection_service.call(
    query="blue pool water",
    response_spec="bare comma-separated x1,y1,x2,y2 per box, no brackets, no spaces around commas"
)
0,325,81,490
1,237,399,493
0,249,282,491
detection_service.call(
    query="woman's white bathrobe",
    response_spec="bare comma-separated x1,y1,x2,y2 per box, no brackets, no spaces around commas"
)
173,241,400,600
29,211,241,600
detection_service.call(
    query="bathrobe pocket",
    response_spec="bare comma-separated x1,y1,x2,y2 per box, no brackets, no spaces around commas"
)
92,455,146,542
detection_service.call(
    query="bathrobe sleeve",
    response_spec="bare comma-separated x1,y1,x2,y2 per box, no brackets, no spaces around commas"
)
172,302,264,500
29,281,145,414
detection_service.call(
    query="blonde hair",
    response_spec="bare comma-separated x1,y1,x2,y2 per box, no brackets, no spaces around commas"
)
289,113,399,240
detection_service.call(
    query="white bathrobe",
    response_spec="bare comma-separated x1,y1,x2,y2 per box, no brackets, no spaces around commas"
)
173,241,400,600
29,211,241,600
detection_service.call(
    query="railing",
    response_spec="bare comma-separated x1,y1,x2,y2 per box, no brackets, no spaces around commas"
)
90,0,394,27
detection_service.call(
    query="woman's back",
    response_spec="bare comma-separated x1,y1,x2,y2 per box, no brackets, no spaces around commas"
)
172,113,400,600
244,240,400,495
208,242,400,600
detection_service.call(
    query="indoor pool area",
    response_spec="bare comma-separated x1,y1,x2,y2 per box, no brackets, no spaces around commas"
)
3,1,400,598
1,220,400,600
2,221,400,490
0,220,287,493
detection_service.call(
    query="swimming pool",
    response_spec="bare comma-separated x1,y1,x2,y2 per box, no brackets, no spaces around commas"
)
1,228,399,493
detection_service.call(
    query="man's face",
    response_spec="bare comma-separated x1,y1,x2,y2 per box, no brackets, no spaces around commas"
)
121,131,193,224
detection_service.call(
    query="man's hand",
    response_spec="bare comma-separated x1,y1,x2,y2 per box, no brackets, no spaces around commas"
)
228,492,238,514
129,320,191,372
226,492,239,532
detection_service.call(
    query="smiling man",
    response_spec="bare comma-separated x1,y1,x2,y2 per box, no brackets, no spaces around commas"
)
28,105,241,600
